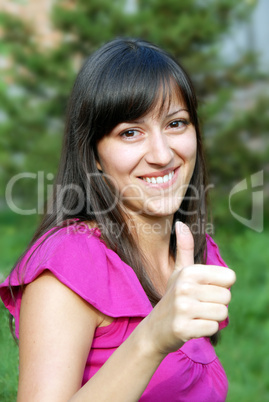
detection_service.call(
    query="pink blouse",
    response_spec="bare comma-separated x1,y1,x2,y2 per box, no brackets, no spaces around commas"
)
0,223,229,401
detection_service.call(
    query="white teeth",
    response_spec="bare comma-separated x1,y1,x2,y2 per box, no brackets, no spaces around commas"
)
163,175,169,183
142,171,175,184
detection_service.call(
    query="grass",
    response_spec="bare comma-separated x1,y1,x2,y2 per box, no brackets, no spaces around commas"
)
0,210,268,400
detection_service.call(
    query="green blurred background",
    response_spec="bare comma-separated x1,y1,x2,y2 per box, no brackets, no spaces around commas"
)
0,0,268,400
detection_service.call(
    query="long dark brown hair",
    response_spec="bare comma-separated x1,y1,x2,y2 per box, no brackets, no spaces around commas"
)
10,38,218,343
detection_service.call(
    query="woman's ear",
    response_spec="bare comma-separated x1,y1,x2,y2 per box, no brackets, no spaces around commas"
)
95,159,103,173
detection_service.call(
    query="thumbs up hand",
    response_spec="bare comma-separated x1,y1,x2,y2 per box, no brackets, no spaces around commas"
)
144,222,236,357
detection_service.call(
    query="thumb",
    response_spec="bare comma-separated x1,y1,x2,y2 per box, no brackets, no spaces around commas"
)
175,221,194,271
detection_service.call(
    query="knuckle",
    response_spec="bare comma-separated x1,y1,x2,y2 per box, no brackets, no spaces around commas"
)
176,297,193,315
180,266,193,280
179,266,199,284
176,280,194,296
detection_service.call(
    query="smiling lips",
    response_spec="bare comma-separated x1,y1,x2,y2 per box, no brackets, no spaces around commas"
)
139,168,177,185
142,171,175,184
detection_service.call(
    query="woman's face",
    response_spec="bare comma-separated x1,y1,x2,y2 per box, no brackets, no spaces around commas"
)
96,93,197,219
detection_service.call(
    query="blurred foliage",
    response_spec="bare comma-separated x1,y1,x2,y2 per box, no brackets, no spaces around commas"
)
0,302,18,402
215,227,269,401
0,0,268,226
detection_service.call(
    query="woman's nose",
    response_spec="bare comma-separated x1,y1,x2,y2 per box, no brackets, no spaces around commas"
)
145,131,173,166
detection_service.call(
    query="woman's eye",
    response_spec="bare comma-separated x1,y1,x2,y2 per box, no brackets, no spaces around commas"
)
120,129,140,139
169,119,189,129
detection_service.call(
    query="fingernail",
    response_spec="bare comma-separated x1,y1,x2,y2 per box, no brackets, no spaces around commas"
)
176,221,183,232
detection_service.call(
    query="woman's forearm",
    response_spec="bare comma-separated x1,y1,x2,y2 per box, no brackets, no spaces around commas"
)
69,317,167,402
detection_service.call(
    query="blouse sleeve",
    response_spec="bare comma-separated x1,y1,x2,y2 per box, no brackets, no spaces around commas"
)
0,225,152,339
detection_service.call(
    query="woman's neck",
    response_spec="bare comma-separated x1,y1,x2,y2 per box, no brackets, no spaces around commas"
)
127,214,175,290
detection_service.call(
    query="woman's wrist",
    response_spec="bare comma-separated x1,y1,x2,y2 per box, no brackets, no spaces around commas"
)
131,315,169,364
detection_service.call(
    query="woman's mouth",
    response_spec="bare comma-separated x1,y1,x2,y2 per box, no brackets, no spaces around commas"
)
138,168,179,188
142,170,174,184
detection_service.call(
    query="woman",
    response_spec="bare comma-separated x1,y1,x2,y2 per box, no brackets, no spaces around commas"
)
0,38,236,401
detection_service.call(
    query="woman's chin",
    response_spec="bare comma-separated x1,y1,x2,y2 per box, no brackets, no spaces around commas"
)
139,200,182,218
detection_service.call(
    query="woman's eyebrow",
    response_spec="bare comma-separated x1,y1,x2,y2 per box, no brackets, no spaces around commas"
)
167,108,188,117
123,108,189,125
